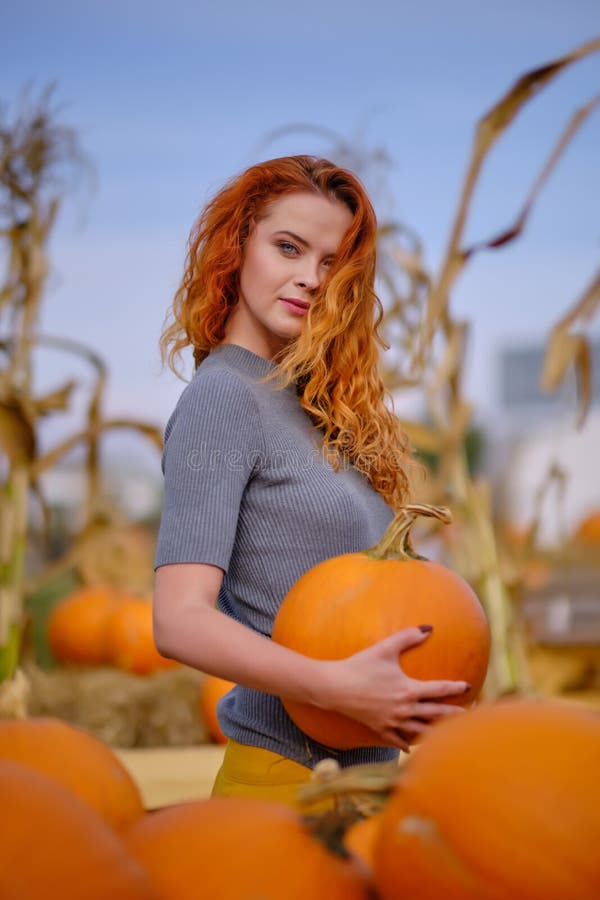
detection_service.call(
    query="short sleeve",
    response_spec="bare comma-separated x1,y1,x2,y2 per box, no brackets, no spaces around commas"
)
153,369,265,572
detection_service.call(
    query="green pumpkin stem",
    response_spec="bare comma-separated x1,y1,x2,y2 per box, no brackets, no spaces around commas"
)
366,503,453,562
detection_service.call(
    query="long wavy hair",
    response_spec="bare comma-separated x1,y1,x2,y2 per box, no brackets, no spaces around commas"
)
159,155,414,509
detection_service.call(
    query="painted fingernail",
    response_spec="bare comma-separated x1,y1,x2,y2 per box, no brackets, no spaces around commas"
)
418,625,433,633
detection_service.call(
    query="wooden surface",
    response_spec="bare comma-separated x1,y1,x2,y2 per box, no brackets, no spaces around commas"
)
115,745,225,809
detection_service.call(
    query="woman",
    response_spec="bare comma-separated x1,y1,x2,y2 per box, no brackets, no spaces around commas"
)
153,155,468,808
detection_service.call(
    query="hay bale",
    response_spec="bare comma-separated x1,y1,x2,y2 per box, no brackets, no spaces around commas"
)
25,663,209,748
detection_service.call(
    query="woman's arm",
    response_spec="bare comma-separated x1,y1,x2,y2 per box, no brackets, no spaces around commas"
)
153,562,469,750
154,561,332,704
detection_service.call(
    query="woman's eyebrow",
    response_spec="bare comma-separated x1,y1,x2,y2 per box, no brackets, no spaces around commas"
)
274,230,337,259
273,230,310,248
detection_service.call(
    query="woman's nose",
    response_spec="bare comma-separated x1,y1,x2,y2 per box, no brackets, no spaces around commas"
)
294,262,320,291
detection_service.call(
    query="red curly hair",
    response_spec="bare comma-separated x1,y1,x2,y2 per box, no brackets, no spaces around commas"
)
159,155,414,509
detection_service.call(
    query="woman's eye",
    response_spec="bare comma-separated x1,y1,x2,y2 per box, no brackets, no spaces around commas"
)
278,241,298,256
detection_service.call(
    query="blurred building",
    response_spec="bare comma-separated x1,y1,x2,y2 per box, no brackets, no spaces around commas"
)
491,338,600,546
499,340,600,431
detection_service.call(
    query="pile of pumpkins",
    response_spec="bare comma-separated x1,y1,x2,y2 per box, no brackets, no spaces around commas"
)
47,585,236,744
1,698,599,899
8,500,598,896
47,585,179,676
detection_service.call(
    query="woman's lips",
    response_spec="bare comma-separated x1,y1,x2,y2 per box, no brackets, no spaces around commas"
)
280,298,310,317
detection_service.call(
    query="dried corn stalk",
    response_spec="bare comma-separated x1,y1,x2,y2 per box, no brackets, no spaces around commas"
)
541,267,600,428
0,88,164,712
0,87,83,704
412,37,600,695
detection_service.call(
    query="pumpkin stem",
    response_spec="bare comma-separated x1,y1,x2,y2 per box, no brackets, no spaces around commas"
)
299,759,401,858
366,503,453,561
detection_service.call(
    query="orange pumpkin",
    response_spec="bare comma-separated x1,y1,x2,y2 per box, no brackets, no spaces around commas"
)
47,585,123,665
372,698,600,900
125,796,372,899
0,759,157,900
106,596,180,675
0,716,144,833
343,812,386,874
199,675,235,743
272,504,491,748
574,510,600,545
522,557,552,591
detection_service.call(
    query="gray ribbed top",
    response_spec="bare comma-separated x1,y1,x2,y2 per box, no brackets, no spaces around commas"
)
154,342,399,768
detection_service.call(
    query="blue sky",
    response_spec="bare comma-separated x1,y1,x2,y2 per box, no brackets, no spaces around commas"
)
2,0,600,472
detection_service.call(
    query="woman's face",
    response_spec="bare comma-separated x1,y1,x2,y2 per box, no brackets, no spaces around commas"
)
223,191,353,360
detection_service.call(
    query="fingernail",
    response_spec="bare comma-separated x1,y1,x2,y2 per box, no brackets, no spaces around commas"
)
418,625,433,633
463,683,472,693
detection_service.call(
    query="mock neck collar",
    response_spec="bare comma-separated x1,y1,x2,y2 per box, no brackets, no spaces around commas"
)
208,343,301,395
209,343,278,377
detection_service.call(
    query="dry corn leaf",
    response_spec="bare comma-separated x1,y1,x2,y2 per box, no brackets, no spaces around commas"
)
420,36,600,356
464,93,600,258
540,268,600,426
554,266,600,331
388,244,431,288
477,36,600,147
31,379,77,416
29,334,107,374
540,330,582,392
0,396,36,465
572,337,593,428
541,330,592,427
529,462,568,552
31,418,163,477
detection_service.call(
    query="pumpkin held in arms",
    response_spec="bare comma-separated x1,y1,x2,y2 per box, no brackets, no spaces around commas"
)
272,504,491,748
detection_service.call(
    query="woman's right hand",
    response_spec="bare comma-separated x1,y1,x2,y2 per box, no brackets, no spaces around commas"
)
316,626,471,751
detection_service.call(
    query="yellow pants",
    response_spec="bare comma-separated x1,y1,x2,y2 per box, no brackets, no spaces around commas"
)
210,739,336,814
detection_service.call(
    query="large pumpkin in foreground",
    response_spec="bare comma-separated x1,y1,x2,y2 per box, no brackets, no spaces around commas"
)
372,697,600,900
272,504,490,748
0,760,156,900
0,717,144,833
125,796,371,900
